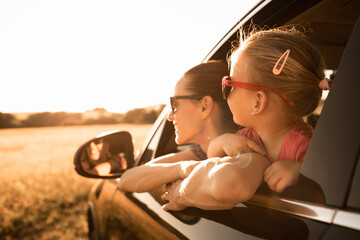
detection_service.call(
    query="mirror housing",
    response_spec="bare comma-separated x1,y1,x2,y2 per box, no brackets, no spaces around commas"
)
74,131,134,179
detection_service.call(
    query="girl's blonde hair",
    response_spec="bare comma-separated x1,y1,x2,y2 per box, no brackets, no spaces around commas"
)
230,26,326,117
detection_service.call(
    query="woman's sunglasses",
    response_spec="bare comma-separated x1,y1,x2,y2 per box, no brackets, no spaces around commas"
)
170,95,204,114
221,76,295,107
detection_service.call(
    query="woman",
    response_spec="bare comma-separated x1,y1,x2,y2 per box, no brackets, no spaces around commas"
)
118,61,262,192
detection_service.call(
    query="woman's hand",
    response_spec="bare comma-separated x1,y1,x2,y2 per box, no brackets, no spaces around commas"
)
162,179,188,211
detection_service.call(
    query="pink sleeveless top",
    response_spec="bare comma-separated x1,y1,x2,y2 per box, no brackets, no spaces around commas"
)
237,121,313,163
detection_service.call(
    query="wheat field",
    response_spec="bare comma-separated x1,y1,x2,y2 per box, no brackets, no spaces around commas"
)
0,124,153,240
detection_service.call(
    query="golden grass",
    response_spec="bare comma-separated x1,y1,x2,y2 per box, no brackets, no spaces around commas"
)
0,124,152,239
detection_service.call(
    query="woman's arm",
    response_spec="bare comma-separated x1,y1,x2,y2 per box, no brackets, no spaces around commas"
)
117,149,200,192
148,147,199,164
163,153,270,211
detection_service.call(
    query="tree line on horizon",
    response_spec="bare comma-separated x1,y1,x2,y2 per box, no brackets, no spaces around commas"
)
0,105,165,128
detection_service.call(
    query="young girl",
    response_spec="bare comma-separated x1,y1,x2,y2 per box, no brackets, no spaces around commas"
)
162,27,329,211
208,26,329,192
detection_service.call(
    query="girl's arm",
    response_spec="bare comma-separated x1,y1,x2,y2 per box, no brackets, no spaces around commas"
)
264,160,303,192
117,148,200,192
207,135,228,157
163,153,270,211
264,136,309,192
208,133,265,158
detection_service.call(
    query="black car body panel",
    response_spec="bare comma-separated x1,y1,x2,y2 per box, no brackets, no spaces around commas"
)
302,17,360,207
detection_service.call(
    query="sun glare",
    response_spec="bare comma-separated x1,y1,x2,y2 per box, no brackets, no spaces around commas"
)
0,0,259,113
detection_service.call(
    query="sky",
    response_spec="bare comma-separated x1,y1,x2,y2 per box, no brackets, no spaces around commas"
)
0,0,258,113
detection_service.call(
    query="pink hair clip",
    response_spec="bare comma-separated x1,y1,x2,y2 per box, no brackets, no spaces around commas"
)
319,78,332,90
273,49,290,75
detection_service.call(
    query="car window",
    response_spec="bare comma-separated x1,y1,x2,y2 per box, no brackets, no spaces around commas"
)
137,110,168,165
153,118,178,159
135,109,199,224
143,0,360,208
135,0,360,212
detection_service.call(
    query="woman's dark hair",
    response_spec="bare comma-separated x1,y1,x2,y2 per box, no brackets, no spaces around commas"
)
183,60,239,131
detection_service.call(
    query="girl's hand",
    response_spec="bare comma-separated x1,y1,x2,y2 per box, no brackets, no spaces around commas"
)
264,160,302,192
220,133,265,157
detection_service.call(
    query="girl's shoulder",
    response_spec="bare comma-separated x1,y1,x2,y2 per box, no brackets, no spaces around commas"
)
290,121,314,138
279,121,314,162
236,127,257,137
236,128,259,140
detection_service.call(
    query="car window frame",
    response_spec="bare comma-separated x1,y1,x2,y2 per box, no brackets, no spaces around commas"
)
135,105,171,166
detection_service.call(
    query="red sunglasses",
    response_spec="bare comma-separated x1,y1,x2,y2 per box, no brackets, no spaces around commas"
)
221,76,295,107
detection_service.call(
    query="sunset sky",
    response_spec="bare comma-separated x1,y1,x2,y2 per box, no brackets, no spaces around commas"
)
0,0,258,113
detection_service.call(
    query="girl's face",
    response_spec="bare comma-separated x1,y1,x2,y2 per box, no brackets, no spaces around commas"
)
227,51,255,127
167,79,204,145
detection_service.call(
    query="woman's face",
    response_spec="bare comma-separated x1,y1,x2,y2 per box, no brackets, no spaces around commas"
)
167,78,203,145
88,140,103,160
227,51,254,127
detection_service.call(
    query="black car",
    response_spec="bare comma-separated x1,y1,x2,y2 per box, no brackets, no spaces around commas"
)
74,0,360,239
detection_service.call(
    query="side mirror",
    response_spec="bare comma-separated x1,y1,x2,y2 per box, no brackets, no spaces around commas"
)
74,131,134,178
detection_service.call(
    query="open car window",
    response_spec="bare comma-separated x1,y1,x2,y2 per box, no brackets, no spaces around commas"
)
141,0,360,216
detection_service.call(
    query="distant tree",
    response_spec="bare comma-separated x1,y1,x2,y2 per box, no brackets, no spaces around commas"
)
110,113,125,123
2,104,166,128
155,104,166,116
22,112,67,127
123,105,165,124
84,116,119,125
123,108,147,124
63,113,84,125
0,112,16,128
142,110,158,123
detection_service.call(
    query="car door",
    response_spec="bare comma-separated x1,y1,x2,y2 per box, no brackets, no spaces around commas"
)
322,155,360,239
105,109,185,240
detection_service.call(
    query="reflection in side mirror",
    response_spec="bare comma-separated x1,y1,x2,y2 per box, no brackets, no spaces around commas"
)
74,131,134,178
